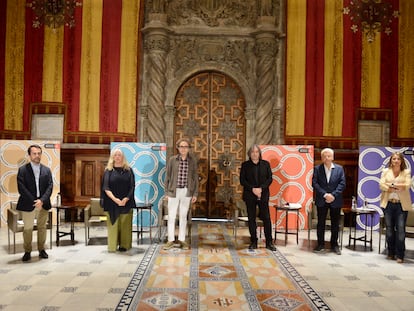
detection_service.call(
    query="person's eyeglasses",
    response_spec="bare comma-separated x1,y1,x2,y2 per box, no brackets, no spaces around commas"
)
178,145,189,149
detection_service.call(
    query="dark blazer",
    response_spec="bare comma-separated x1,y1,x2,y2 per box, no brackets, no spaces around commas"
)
240,159,273,201
16,163,53,212
312,163,346,208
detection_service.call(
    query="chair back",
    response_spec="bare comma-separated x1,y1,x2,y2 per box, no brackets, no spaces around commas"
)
90,198,105,216
10,201,22,220
236,200,248,217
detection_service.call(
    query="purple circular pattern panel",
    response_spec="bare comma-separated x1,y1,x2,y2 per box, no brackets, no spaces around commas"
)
358,146,414,230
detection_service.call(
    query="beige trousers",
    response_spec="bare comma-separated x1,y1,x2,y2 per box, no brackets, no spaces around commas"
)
21,208,49,253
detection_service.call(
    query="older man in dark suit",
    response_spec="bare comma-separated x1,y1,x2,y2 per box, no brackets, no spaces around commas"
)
17,144,53,262
312,148,346,255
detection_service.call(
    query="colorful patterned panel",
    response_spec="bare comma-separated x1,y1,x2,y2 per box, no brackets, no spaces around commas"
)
358,146,414,230
261,145,314,230
111,143,166,227
0,140,60,226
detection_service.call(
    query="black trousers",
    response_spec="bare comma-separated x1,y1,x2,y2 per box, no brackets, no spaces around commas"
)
316,204,341,248
245,198,273,244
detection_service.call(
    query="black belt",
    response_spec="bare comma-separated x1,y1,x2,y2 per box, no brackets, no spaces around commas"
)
177,186,187,188
389,199,400,204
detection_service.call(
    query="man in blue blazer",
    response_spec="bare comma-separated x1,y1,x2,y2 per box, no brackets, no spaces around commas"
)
17,144,53,262
312,148,346,255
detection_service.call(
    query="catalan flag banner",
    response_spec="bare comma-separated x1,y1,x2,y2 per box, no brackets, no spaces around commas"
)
286,0,414,146
0,0,141,143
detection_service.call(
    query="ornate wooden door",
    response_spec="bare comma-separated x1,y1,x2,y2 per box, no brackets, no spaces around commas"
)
174,72,246,218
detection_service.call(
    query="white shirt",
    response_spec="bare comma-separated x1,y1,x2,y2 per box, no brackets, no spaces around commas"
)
30,162,41,197
324,163,335,183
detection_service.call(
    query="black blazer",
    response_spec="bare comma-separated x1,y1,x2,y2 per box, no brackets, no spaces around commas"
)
240,159,273,201
16,163,53,212
312,163,346,209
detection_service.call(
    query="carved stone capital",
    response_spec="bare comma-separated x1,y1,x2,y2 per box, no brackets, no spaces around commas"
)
255,35,278,57
144,33,170,53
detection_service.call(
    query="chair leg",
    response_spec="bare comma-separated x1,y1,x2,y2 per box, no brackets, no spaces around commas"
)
7,229,11,254
13,232,16,254
85,224,88,245
50,226,52,250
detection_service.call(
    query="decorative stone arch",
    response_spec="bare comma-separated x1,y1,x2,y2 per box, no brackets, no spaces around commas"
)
139,0,286,158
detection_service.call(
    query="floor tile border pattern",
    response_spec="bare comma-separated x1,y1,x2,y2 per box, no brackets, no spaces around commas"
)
225,223,332,311
115,222,333,310
271,248,332,310
115,243,159,311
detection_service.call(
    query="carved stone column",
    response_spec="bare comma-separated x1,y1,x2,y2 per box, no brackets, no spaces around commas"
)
142,15,169,143
254,32,278,145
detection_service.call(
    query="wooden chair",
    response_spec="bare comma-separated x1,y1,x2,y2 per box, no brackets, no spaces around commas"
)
7,201,53,254
157,198,192,243
84,198,107,245
233,200,263,242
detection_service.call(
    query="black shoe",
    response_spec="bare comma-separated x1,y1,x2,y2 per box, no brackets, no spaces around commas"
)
332,246,341,255
248,242,258,250
22,252,31,262
266,244,277,251
313,245,325,253
118,247,127,252
39,250,48,259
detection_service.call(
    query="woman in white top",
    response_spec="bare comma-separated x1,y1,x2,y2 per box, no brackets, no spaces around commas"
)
379,152,412,263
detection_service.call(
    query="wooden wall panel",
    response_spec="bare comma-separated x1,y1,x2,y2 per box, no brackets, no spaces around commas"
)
61,149,109,205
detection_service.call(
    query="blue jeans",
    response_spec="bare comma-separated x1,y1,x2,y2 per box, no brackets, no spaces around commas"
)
384,202,408,259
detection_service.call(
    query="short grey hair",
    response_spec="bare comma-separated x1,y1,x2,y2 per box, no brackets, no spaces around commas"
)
321,148,334,157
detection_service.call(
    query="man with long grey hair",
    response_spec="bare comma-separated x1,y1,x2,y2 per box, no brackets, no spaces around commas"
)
240,144,276,251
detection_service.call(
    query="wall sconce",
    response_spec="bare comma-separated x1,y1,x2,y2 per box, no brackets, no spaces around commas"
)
27,0,82,29
343,0,399,43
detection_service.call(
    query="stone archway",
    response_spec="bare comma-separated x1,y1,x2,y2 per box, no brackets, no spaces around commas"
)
139,0,285,150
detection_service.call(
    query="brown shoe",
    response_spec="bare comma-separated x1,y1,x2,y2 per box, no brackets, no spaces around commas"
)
396,258,404,263
163,241,175,250
180,241,189,250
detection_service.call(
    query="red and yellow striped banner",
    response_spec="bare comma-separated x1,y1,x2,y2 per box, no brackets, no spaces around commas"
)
1,0,141,140
286,0,414,142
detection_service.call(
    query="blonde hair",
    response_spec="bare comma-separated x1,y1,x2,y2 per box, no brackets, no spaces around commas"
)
387,152,407,171
105,148,131,171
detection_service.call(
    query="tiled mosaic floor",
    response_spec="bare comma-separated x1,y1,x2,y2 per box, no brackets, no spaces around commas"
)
118,223,329,311
1,222,414,310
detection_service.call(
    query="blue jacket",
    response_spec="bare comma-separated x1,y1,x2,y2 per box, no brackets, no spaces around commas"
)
312,163,346,208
